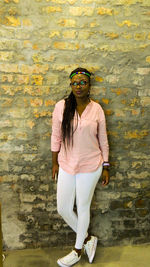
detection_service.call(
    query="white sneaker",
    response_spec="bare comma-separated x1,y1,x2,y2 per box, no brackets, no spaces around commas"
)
57,250,81,267
83,236,98,263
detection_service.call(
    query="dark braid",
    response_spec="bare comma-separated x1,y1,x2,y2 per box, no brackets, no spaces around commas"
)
62,67,91,147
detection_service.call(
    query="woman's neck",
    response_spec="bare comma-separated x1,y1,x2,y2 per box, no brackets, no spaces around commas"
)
75,97,90,106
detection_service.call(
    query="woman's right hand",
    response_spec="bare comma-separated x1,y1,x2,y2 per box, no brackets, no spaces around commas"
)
52,163,59,182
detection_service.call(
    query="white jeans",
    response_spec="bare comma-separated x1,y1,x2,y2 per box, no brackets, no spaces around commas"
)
57,165,102,249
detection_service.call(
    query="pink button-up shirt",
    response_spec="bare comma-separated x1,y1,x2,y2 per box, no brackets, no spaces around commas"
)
51,99,109,175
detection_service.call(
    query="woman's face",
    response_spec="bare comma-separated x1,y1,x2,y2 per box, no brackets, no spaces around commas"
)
70,74,91,99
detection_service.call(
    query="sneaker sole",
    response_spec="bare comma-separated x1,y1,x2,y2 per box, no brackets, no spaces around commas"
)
89,237,98,263
57,259,69,267
57,257,81,267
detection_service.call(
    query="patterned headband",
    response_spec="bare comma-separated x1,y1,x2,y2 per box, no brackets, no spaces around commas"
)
70,71,91,79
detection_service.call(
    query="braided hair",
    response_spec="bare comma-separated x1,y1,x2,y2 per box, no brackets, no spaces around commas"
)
61,67,91,147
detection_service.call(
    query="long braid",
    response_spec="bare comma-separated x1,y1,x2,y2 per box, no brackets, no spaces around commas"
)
62,92,77,147
62,67,91,147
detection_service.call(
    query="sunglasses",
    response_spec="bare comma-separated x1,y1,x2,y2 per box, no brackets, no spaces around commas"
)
70,80,89,87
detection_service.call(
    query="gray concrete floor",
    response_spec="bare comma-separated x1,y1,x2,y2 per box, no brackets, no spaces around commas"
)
3,244,150,267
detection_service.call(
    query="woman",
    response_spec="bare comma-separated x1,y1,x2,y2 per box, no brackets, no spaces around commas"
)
51,67,109,267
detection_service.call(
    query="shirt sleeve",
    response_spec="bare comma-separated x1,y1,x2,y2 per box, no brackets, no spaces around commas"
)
97,108,109,162
51,102,62,152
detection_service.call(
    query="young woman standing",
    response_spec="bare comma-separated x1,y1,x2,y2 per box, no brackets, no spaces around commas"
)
51,67,110,267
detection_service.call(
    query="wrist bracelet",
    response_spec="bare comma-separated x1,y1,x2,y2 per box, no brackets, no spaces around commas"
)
102,162,110,167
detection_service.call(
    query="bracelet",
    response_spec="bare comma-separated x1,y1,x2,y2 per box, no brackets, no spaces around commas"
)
102,161,110,167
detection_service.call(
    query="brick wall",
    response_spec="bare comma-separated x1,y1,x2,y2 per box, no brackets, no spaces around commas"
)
0,0,150,250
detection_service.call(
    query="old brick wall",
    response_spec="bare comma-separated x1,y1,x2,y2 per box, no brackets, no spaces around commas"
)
0,0,150,250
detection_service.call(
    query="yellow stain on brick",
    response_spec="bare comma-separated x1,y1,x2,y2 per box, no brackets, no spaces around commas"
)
32,54,43,63
24,86,50,96
53,42,79,50
30,98,43,107
148,33,150,40
5,16,20,26
45,100,56,106
146,56,150,63
117,20,139,27
49,31,60,38
63,30,76,39
22,19,32,26
34,110,51,118
1,85,22,95
27,120,35,129
2,98,13,108
58,19,76,27
2,74,13,83
131,109,140,116
105,32,119,39
69,7,94,16
134,33,146,41
115,110,125,117
95,76,104,83
43,6,62,13
121,99,127,105
122,32,132,39
21,64,49,75
108,131,118,138
0,51,13,61
8,7,18,16
16,132,27,140
111,88,129,95
130,98,139,107
32,44,39,50
124,130,149,139
97,7,113,16
90,21,99,28
31,75,43,85
102,98,109,104
4,0,19,3
105,109,113,116
23,40,32,48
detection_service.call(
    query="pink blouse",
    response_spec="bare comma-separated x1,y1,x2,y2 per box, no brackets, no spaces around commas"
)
51,99,109,175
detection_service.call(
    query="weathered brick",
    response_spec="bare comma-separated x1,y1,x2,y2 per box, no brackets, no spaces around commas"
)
30,98,43,107
124,130,148,139
0,51,14,61
0,64,19,73
97,7,113,16
1,0,150,251
140,97,150,106
69,7,94,16
53,42,79,50
4,16,21,27
58,19,76,27
62,30,76,39
21,64,49,74
24,86,50,96
42,6,62,13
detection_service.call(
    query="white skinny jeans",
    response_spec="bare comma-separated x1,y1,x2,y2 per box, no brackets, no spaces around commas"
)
57,166,102,249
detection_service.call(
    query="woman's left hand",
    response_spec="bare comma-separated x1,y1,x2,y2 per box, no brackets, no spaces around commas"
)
102,169,109,186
